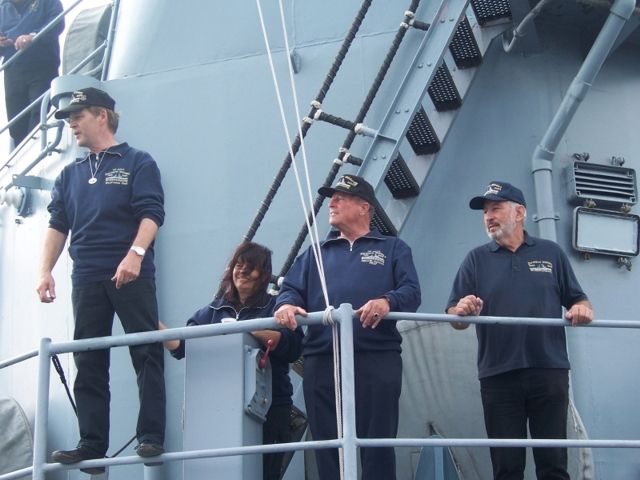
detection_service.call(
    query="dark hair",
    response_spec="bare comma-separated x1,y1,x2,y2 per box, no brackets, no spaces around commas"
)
219,242,272,307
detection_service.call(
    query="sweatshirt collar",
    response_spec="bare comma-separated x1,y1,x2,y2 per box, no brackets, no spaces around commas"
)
323,227,387,245
209,294,273,312
75,142,129,164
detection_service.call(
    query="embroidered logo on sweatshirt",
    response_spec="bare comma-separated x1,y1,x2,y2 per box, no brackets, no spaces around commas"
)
528,260,552,273
104,168,130,185
361,250,385,266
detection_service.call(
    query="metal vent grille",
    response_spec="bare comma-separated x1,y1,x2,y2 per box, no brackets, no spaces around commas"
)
449,16,482,69
384,154,420,199
406,107,440,155
372,205,397,237
470,0,512,26
568,162,637,206
428,62,462,112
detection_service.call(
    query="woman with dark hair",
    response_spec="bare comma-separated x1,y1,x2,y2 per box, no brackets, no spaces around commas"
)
161,242,303,480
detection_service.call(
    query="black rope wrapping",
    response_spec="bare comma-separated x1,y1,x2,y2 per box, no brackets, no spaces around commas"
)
277,0,422,278
51,354,77,416
316,111,357,131
242,0,374,245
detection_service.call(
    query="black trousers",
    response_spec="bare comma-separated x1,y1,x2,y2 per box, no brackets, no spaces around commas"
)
303,351,402,480
263,404,291,480
71,278,166,456
4,63,58,145
480,368,570,480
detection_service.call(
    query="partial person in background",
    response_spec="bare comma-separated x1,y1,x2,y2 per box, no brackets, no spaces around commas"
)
37,87,166,474
0,0,63,146
160,242,303,480
446,181,593,480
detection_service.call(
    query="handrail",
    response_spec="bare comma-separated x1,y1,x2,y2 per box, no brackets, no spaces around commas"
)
0,0,84,74
0,0,118,171
100,0,121,81
0,307,638,480
0,41,107,180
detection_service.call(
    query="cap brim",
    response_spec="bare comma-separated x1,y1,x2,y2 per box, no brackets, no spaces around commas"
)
469,194,506,210
54,104,86,119
318,186,338,198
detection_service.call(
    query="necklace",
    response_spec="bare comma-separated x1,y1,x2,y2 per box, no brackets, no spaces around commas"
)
88,150,108,185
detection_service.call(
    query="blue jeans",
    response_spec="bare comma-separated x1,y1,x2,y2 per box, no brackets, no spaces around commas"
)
72,278,165,455
480,368,569,480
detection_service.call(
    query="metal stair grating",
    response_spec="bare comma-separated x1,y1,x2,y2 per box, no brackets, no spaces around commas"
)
406,107,441,155
470,0,512,26
427,62,462,112
372,204,398,237
449,16,482,69
384,154,420,199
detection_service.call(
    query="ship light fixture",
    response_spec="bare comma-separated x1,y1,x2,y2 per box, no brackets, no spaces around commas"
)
573,207,639,257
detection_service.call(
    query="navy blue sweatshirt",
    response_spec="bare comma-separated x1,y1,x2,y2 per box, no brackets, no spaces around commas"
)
276,229,421,356
48,142,165,283
0,0,63,69
170,294,303,408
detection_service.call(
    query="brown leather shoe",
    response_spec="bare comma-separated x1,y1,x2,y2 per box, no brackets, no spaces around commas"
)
51,447,105,474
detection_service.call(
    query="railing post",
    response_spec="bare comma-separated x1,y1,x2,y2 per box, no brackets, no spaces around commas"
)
144,464,165,480
338,303,358,479
32,337,52,480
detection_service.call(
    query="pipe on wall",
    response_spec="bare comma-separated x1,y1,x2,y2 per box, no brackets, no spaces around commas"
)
530,0,636,241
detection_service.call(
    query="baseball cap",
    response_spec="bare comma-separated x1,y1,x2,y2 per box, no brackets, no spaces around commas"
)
469,181,527,210
55,87,116,119
318,174,376,205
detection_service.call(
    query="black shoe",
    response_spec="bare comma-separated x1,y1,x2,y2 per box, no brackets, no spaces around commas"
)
135,442,164,458
51,447,105,474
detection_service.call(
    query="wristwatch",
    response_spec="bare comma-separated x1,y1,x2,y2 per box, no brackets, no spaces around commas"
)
130,245,146,257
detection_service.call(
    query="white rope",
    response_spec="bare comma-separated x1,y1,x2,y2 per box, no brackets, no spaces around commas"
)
273,5,346,476
256,2,345,477
254,0,330,308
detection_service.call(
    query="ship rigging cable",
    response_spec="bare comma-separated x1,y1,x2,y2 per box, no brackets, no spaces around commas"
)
255,0,345,475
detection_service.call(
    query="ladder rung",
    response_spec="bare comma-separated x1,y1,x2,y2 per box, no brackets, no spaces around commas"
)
384,154,420,199
470,0,512,26
449,16,482,69
372,204,397,237
428,62,462,112
406,107,440,155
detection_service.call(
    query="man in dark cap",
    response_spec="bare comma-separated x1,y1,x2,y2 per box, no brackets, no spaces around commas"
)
275,174,421,480
0,0,64,146
37,87,166,473
446,181,593,480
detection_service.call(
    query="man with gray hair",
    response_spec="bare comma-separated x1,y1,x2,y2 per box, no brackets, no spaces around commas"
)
446,180,592,480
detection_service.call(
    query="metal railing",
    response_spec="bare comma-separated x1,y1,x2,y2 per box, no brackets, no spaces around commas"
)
1,306,639,479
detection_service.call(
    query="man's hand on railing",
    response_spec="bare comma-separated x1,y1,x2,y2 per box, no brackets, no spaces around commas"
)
15,34,34,51
275,304,307,330
447,295,484,330
565,300,593,326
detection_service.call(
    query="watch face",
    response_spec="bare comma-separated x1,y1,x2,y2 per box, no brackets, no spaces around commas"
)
131,246,145,256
